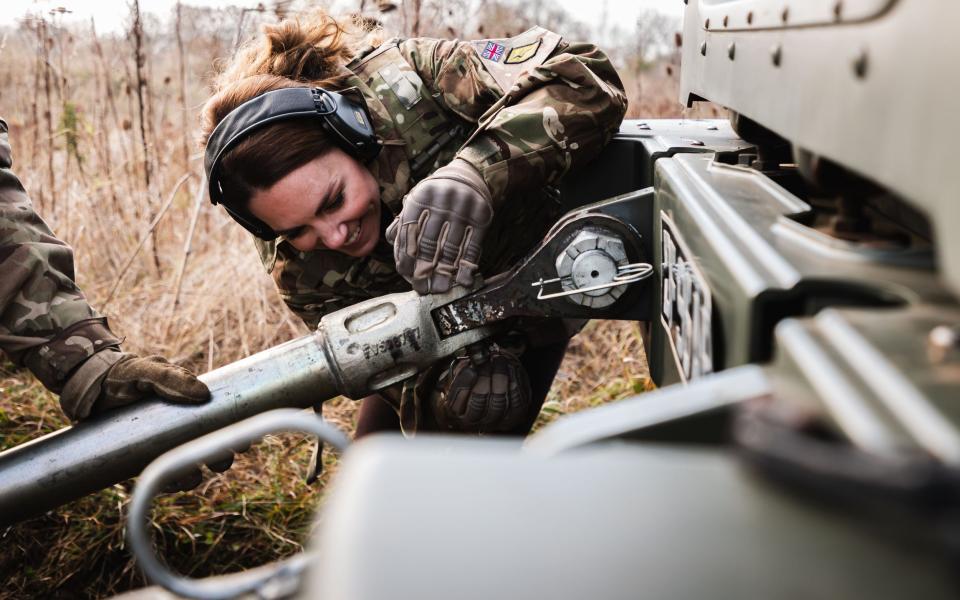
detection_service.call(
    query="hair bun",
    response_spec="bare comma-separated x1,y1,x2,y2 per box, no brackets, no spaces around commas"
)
215,9,363,89
262,16,349,81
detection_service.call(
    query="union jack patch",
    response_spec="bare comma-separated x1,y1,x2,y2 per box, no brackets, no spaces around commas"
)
481,41,506,62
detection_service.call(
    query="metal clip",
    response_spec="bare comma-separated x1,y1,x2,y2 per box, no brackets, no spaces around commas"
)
531,262,654,301
306,402,324,485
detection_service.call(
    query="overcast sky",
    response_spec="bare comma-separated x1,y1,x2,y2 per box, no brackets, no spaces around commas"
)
2,0,683,33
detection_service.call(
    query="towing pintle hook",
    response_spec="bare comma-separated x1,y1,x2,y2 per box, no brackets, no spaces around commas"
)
433,195,655,337
531,226,652,307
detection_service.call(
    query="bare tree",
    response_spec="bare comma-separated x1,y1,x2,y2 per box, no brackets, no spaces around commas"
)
175,1,190,168
39,17,56,211
130,0,165,274
632,9,678,101
130,0,152,192
233,3,266,52
409,0,422,37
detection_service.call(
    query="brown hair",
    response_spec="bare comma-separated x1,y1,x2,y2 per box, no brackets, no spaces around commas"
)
199,9,381,206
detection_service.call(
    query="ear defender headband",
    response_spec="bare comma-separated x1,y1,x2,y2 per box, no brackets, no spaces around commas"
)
204,86,381,240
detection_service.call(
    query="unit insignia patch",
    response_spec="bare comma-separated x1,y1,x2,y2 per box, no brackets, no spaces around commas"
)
504,39,541,64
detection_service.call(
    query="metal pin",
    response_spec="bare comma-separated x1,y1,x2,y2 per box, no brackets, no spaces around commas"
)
928,325,959,363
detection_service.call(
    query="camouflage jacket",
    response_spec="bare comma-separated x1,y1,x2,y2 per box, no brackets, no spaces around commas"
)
255,27,628,330
0,118,123,420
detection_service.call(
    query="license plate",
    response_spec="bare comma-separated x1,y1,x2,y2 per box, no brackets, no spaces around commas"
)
661,213,713,381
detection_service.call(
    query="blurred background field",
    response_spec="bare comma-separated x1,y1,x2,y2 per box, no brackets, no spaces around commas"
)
0,1,718,597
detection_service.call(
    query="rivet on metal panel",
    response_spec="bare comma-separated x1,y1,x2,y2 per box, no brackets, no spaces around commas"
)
781,7,790,24
833,1,843,20
699,41,707,56
771,44,783,67
853,50,869,79
727,42,736,60
927,325,959,363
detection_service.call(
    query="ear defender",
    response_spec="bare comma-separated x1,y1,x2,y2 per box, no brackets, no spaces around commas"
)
204,87,381,240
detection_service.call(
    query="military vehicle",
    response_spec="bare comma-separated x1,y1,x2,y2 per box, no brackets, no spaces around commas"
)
2,0,958,597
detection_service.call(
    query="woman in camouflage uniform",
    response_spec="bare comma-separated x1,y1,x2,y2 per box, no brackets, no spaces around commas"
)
199,10,627,436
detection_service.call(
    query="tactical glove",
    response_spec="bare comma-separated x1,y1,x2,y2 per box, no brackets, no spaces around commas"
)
93,353,211,414
59,350,210,421
386,158,493,294
91,353,213,492
431,342,533,433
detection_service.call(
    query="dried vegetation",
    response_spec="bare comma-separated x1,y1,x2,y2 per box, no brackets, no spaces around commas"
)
0,2,716,597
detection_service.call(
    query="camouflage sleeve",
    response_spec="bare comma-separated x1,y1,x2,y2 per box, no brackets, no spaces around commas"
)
399,38,504,124
400,30,628,205
0,118,122,403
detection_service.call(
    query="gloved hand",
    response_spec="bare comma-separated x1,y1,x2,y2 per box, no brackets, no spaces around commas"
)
92,354,211,414
58,349,210,422
431,343,532,433
99,354,217,492
385,158,493,294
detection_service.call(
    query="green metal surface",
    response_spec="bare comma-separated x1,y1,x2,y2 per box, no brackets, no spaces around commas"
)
681,0,960,295
650,151,951,385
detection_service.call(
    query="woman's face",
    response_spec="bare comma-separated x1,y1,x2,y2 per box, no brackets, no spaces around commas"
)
248,148,381,257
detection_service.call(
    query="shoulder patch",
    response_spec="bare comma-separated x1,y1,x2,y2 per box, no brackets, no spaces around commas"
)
480,41,506,62
505,39,541,64
469,26,562,93
378,65,423,110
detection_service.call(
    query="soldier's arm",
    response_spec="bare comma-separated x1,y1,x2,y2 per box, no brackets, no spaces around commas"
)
0,119,128,421
400,31,628,204
1,120,209,421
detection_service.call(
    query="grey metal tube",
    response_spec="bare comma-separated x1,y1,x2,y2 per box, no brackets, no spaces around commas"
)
0,288,494,525
0,331,336,525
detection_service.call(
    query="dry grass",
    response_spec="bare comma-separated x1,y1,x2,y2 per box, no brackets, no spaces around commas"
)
0,4,709,597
